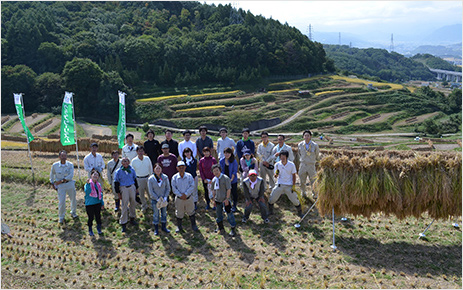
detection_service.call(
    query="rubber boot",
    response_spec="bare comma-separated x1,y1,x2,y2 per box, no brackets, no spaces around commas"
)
268,203,274,215
229,227,236,237
115,200,120,212
194,202,198,211
88,226,94,236
296,205,303,218
153,224,159,236
122,224,126,233
176,218,183,233
189,215,199,232
215,221,225,233
97,224,102,235
161,222,170,233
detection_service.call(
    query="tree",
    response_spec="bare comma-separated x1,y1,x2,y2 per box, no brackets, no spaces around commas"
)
1,65,37,114
448,88,462,114
34,72,65,113
62,58,103,116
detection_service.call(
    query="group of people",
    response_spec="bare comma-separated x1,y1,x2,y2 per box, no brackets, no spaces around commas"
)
49,126,320,237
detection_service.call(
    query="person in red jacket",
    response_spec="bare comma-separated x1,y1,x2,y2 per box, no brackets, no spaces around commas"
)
198,147,217,210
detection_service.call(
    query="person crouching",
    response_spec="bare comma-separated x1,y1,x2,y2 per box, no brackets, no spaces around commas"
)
211,164,237,236
84,170,105,236
242,169,269,224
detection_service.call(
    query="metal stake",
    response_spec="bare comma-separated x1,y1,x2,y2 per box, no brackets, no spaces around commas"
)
21,94,35,187
330,207,337,250
419,219,435,238
294,199,318,228
71,94,80,181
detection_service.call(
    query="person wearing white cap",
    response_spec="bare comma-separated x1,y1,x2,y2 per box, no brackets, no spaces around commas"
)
171,160,199,232
242,169,269,223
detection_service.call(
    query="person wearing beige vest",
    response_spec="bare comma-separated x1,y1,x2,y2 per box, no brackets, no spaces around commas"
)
256,131,275,190
242,170,269,224
297,130,320,199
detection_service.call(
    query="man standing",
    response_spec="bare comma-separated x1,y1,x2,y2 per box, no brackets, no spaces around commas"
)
216,127,236,160
235,128,255,160
122,133,138,161
256,131,275,190
144,129,161,168
178,129,197,159
50,150,78,224
131,146,153,211
270,134,294,163
242,169,269,224
211,164,236,236
161,129,179,158
268,150,303,218
297,130,320,199
157,143,178,182
107,150,122,212
195,126,214,158
171,161,199,233
83,143,105,179
114,157,139,232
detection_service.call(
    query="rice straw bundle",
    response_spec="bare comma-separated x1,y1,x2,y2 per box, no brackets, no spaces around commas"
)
315,151,462,220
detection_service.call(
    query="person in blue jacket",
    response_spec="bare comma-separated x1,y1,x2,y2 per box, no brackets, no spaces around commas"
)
219,147,239,212
84,170,105,236
235,128,255,160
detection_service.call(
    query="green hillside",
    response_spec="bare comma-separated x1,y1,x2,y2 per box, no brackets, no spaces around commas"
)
1,1,333,117
411,53,462,72
323,45,435,82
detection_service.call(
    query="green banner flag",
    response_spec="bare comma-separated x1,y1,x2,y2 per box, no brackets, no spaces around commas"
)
13,93,34,143
60,92,76,146
117,91,126,149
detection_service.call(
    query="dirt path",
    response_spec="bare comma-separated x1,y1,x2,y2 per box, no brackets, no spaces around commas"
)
9,114,49,133
35,117,60,135
393,112,440,126
77,121,112,137
352,112,399,125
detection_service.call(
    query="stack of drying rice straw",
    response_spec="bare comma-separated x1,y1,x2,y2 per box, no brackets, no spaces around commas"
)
315,150,462,219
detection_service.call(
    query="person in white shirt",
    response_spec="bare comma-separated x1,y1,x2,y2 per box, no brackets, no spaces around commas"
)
107,150,123,212
131,146,153,211
122,133,138,161
216,127,236,160
256,131,275,190
297,130,321,199
178,129,197,160
268,150,302,218
83,143,105,180
269,134,294,163
50,150,77,224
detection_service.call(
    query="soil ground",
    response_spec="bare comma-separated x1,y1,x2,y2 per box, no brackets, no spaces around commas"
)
9,114,49,133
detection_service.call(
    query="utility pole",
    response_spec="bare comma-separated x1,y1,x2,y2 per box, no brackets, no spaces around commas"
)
308,24,313,41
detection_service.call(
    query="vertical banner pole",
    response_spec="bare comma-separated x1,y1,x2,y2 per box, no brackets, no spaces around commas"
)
71,94,80,181
18,94,35,186
117,91,126,149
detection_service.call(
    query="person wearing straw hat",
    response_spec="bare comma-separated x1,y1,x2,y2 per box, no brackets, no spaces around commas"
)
178,129,197,160
171,160,199,233
268,150,303,218
122,133,138,161
148,163,171,235
297,130,320,199
50,150,78,224
242,169,269,224
83,142,105,180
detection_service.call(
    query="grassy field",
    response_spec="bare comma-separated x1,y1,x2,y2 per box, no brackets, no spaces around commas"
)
1,149,462,289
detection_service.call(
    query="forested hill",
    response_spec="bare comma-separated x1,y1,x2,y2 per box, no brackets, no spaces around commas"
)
323,45,435,82
411,53,462,72
1,1,334,117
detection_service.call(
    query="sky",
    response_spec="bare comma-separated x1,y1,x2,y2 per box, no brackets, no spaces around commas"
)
204,1,462,38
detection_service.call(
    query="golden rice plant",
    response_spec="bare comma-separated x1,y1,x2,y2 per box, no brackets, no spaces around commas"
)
315,151,462,219
329,75,403,90
175,105,226,112
188,90,241,98
267,89,299,94
314,90,343,96
137,94,188,102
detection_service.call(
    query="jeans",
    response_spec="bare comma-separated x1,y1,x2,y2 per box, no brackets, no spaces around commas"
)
151,199,167,225
215,201,236,227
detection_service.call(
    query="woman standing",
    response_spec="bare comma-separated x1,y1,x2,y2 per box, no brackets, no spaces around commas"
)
148,163,171,235
183,147,199,210
84,170,105,236
219,147,239,212
198,147,217,210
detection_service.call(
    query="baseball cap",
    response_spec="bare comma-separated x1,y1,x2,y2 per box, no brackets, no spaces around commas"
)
249,169,257,176
162,144,169,149
177,161,186,167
